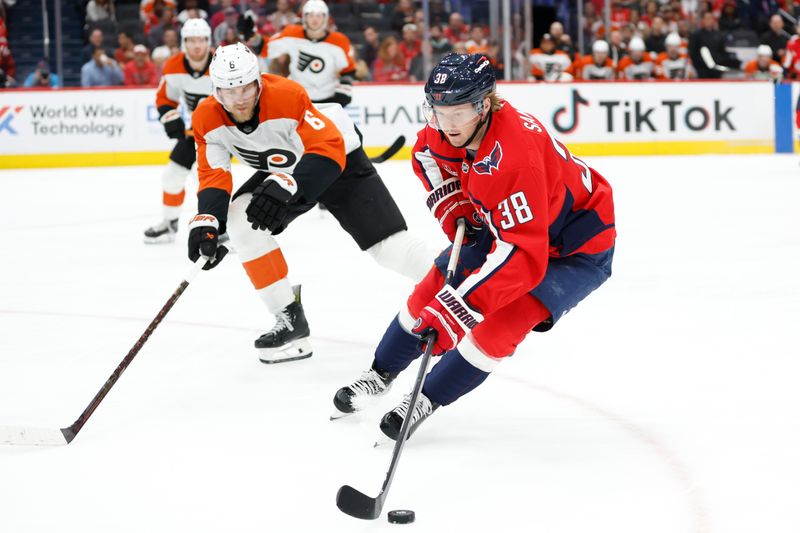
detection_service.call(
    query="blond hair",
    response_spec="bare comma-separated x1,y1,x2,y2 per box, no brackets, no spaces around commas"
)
487,90,503,112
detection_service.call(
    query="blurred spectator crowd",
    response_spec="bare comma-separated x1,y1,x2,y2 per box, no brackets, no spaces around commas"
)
1,0,799,89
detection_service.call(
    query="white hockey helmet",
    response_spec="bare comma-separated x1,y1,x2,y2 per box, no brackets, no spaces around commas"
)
592,39,609,54
210,43,262,105
757,44,773,57
302,0,329,30
665,32,681,48
628,36,645,52
181,18,212,50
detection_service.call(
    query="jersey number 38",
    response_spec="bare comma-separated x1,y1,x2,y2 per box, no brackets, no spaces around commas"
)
498,191,533,230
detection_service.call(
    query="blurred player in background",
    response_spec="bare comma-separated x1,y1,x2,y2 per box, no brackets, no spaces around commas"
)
261,0,355,107
188,43,432,364
528,33,573,82
744,44,783,82
617,37,654,80
655,32,693,79
143,18,214,244
332,53,616,440
573,39,616,80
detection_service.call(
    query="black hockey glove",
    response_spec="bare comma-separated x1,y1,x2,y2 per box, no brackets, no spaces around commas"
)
246,173,298,233
187,214,229,270
237,10,256,41
160,109,186,140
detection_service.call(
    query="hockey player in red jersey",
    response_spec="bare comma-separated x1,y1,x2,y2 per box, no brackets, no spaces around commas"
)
332,53,616,440
143,18,214,244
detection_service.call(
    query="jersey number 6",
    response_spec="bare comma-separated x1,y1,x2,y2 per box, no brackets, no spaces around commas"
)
305,110,326,130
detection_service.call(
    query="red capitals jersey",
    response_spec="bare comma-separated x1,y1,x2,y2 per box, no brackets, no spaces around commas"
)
412,101,616,315
785,35,800,77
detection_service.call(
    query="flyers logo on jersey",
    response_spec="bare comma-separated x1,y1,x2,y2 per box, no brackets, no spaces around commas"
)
298,51,326,73
184,91,208,112
234,145,298,171
472,141,503,175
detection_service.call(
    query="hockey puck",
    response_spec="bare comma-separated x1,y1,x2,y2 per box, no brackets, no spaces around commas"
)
387,510,415,524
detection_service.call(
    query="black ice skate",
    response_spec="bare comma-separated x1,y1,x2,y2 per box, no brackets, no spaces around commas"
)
256,285,312,364
143,219,179,244
331,365,396,419
379,392,438,441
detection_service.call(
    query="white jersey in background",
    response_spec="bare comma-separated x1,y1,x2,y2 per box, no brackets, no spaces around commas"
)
261,24,355,103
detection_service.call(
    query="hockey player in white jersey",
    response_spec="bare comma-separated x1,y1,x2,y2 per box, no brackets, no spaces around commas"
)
143,18,214,244
189,43,434,364
144,19,212,244
260,0,355,106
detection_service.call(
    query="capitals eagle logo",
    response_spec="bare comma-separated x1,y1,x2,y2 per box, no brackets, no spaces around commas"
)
472,141,503,175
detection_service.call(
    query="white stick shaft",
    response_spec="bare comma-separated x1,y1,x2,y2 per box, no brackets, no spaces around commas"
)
446,222,467,277
183,256,208,284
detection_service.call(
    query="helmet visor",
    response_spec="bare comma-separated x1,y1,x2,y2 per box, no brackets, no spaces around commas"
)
216,81,259,112
423,100,484,131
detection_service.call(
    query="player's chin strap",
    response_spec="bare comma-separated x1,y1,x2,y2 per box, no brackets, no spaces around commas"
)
446,111,492,150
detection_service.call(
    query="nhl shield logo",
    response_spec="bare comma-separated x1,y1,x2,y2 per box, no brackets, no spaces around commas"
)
472,141,503,175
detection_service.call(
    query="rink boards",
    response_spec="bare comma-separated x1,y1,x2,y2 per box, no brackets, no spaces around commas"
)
0,80,793,168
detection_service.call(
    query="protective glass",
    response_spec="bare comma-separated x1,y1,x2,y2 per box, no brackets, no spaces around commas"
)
216,81,259,109
423,100,484,131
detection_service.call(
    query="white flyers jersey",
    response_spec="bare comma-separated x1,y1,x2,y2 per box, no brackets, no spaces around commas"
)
617,56,655,80
574,56,616,80
655,52,692,79
192,74,346,197
528,49,572,81
155,51,213,117
313,102,361,154
261,24,355,102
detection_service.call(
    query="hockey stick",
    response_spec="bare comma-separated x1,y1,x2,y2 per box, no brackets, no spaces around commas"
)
0,256,209,446
369,135,406,164
699,47,741,73
336,220,467,520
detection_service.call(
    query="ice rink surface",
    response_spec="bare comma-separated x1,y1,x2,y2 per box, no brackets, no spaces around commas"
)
0,154,798,533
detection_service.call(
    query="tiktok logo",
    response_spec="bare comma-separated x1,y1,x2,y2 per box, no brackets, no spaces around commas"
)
552,89,589,134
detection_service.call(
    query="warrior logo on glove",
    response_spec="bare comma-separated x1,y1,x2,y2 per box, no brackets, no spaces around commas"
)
412,285,483,355
187,213,229,270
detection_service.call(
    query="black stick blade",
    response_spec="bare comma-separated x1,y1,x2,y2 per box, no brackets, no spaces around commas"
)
336,485,382,520
369,135,406,164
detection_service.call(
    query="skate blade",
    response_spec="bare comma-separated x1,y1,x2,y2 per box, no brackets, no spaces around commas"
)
330,385,392,420
330,410,353,421
258,338,313,364
373,433,393,448
143,234,176,245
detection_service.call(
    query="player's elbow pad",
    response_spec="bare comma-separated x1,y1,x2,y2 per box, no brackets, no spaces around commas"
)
197,187,231,234
291,153,344,203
